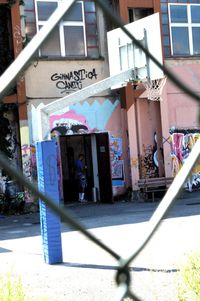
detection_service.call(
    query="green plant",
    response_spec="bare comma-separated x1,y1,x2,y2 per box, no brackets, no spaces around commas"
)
0,273,27,301
178,250,200,301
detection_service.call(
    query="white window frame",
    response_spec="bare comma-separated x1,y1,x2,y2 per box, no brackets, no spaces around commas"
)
168,3,200,56
35,0,87,57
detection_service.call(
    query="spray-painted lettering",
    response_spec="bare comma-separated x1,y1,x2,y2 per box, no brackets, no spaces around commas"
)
51,68,98,94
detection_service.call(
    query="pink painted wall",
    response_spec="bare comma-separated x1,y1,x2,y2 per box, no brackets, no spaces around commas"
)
161,60,200,178
165,61,200,128
127,103,139,190
167,94,198,128
106,105,131,194
137,100,164,178
138,100,161,147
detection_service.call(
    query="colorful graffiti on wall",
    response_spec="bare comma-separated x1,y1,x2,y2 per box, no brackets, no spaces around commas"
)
49,99,120,135
20,124,38,203
109,137,124,187
0,107,20,194
140,132,165,179
31,99,127,194
140,144,159,179
50,109,92,135
170,129,200,191
48,99,126,189
21,144,37,180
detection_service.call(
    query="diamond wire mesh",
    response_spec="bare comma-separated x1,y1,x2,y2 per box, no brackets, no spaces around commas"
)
0,1,200,300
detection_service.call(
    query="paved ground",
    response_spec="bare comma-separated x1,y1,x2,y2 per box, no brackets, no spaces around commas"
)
0,191,200,300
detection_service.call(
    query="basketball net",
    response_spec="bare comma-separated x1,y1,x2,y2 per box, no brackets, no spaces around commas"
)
142,77,166,101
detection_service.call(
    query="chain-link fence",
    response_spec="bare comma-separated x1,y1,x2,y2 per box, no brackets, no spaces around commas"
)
0,1,200,300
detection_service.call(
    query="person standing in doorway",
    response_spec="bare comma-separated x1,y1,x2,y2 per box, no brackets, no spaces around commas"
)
75,154,87,202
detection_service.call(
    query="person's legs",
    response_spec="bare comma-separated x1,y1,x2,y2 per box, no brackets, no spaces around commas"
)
78,192,82,202
79,175,87,202
80,192,85,201
79,187,86,202
78,178,83,202
78,182,85,202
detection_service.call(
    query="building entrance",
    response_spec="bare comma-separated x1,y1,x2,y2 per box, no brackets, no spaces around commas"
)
59,132,113,204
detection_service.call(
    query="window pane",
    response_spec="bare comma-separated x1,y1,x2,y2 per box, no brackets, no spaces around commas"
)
37,2,57,21
87,47,99,58
86,35,98,47
86,25,99,56
26,23,36,39
163,36,170,46
63,2,83,21
39,26,61,56
64,26,85,56
85,12,96,24
161,4,168,13
86,24,97,36
170,5,187,23
171,27,189,55
128,8,154,22
191,6,200,23
162,24,169,35
26,13,36,23
24,0,34,10
84,2,96,12
24,8,37,40
192,27,200,54
162,14,169,25
164,46,171,57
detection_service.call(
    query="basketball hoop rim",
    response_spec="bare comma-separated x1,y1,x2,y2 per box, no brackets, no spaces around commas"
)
141,76,167,101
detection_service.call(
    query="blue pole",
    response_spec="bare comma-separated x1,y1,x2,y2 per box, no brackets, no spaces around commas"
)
36,140,63,264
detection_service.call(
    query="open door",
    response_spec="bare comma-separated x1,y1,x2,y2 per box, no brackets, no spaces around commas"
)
59,134,94,203
59,132,113,204
95,132,113,203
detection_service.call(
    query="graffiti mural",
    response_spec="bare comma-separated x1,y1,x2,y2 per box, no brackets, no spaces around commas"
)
31,98,127,195
49,99,120,135
0,108,20,194
141,144,159,179
20,125,35,203
140,132,165,179
22,143,37,183
170,129,200,191
50,109,92,135
30,144,37,180
110,137,124,186
51,68,98,94
0,111,13,160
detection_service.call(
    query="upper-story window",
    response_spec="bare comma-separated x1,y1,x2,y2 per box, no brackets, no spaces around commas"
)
169,3,200,56
33,0,99,58
128,8,153,23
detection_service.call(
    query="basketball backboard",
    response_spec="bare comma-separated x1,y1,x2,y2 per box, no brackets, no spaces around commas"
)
107,13,164,89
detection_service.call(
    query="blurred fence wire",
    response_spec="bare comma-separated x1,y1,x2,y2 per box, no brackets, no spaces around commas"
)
0,0,200,300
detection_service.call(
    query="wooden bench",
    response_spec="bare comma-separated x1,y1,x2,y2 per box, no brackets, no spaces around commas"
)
138,177,174,201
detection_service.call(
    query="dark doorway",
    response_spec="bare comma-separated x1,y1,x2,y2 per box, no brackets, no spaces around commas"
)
59,132,113,204
96,132,113,203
